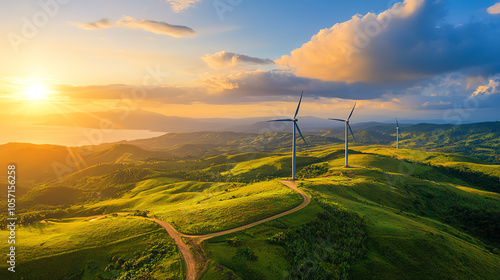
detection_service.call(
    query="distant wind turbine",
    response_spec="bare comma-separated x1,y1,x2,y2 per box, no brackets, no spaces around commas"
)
396,118,400,149
329,102,356,167
268,92,308,180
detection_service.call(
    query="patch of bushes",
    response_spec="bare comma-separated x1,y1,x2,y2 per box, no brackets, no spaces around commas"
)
234,248,258,262
99,239,180,280
266,232,286,245
297,163,330,179
226,236,242,247
280,200,367,280
133,210,149,217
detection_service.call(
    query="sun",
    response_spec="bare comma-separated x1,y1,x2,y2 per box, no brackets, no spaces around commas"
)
24,84,48,100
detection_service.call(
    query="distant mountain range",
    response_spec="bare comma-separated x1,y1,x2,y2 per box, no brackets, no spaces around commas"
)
90,120,498,162
1,120,498,202
37,109,429,133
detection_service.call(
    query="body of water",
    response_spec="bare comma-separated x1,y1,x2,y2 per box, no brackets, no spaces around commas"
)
0,124,166,147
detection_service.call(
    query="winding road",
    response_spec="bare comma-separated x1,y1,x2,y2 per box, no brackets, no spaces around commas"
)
153,180,310,280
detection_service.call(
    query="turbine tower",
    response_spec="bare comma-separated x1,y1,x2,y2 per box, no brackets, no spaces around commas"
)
329,102,356,167
268,92,308,180
396,118,400,149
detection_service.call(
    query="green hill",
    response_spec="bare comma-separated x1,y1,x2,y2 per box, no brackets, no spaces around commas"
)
1,130,499,279
0,216,183,280
20,186,86,208
86,143,173,164
201,148,500,280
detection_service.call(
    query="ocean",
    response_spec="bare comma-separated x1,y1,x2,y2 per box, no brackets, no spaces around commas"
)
0,124,166,147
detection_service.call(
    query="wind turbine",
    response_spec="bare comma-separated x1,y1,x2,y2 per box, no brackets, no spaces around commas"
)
268,92,308,180
329,102,356,168
396,118,400,149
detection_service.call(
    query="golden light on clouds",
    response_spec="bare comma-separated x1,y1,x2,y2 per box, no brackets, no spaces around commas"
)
275,0,429,83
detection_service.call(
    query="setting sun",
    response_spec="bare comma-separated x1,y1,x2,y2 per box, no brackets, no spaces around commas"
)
24,84,48,100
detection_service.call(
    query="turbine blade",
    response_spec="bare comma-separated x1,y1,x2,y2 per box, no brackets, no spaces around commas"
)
295,123,308,147
268,119,293,122
396,117,399,127
328,118,346,122
347,102,357,120
293,91,304,119
348,123,356,142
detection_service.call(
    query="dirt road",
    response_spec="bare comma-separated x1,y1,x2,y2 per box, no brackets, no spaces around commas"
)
153,180,310,280
153,219,198,280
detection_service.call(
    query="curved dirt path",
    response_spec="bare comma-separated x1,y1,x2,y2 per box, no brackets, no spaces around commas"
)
185,180,310,243
153,219,198,280
153,180,310,280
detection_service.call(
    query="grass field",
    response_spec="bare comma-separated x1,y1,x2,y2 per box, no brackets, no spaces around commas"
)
2,143,499,279
306,179,500,280
79,179,303,235
201,199,326,280
0,216,183,280
198,147,500,280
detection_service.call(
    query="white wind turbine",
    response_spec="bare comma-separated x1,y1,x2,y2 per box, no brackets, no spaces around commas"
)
396,118,400,149
329,102,356,167
268,92,308,180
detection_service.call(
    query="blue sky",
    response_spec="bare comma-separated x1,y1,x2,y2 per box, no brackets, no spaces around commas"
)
1,0,500,123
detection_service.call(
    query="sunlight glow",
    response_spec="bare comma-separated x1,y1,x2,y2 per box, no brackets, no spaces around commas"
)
24,84,48,100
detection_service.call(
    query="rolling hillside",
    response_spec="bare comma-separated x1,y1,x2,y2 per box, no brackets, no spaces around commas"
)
1,128,499,279
2,121,497,189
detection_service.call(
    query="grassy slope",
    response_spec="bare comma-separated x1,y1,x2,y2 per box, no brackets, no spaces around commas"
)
219,154,319,180
201,147,500,280
0,216,183,280
307,178,499,280
4,143,499,279
81,179,303,234
201,199,326,280
365,147,500,177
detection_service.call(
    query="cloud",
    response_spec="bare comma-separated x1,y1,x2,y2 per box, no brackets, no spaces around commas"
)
421,101,451,108
47,68,500,118
51,70,384,104
165,0,202,13
470,78,500,98
488,2,500,14
276,0,500,83
74,16,196,38
202,51,274,70
198,69,396,100
76,19,114,30
117,16,196,37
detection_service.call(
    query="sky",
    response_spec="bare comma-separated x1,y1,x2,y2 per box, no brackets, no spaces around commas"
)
1,0,500,127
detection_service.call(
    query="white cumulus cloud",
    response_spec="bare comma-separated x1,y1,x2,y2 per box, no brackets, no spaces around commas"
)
276,0,500,84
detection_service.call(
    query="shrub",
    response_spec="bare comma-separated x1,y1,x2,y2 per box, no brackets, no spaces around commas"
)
133,210,149,217
226,236,242,247
266,232,287,245
297,163,330,179
234,248,258,262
